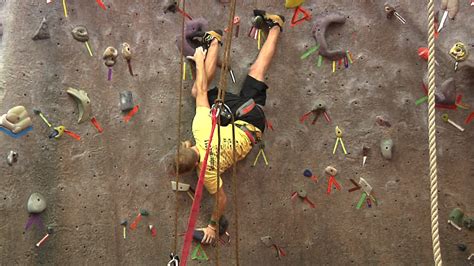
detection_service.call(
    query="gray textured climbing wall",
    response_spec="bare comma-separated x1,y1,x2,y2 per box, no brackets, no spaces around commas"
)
0,0,473,265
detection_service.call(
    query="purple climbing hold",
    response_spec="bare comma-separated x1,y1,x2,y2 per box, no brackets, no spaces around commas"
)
176,18,209,57
312,13,347,61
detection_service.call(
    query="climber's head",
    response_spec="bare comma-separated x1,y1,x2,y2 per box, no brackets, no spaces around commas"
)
169,140,199,175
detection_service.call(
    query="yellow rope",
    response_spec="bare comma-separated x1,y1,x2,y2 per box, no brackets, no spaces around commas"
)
426,0,442,265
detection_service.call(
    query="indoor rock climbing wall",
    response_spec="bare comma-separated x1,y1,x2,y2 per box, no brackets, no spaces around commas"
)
0,0,473,265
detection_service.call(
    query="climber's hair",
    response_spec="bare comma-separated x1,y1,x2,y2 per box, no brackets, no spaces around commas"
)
170,141,199,175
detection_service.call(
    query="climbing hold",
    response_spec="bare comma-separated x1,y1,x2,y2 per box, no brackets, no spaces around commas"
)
285,0,305,8
384,3,407,24
66,88,91,124
120,91,134,112
7,151,18,166
312,13,347,61
437,78,456,105
441,0,459,19
297,188,307,198
290,6,312,27
122,43,135,76
103,46,118,67
457,244,467,251
32,17,50,40
380,139,393,160
120,220,128,239
163,0,178,13
449,42,469,71
0,106,33,134
358,178,373,195
71,26,89,42
375,116,391,127
49,126,65,139
96,0,106,10
313,100,327,111
449,208,464,225
27,193,47,214
325,166,337,176
463,217,474,230
71,26,93,56
176,18,209,57
122,42,132,61
260,236,273,247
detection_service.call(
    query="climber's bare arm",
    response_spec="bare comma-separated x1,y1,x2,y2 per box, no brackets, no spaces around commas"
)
188,47,209,108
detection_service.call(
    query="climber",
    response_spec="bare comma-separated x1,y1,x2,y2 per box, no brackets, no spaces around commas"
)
171,10,284,244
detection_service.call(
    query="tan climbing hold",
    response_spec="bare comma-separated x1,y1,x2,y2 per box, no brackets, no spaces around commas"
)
103,46,118,67
66,88,91,124
325,166,337,176
0,106,32,134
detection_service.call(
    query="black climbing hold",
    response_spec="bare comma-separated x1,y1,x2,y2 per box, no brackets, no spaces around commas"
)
32,18,50,40
457,244,467,251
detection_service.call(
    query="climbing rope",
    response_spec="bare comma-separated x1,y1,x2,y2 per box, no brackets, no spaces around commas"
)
214,0,239,265
173,0,187,256
426,0,442,265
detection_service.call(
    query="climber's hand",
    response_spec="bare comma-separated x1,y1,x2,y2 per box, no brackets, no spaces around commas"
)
198,225,217,244
441,0,459,19
186,47,207,63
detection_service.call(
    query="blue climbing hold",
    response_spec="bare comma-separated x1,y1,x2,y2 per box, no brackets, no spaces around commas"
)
0,126,33,139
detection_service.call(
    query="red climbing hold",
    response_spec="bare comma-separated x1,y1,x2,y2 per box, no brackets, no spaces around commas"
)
96,0,106,10
418,47,429,61
124,105,139,123
290,6,312,27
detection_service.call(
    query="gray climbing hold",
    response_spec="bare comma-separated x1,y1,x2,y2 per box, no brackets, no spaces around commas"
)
27,193,47,214
313,100,327,111
312,13,347,61
120,91,134,112
437,78,456,105
463,217,473,230
260,236,273,247
297,188,307,198
7,150,18,166
71,26,89,42
380,139,393,160
32,18,50,40
163,0,178,13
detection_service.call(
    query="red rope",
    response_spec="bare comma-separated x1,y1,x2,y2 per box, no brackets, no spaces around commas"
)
181,108,218,265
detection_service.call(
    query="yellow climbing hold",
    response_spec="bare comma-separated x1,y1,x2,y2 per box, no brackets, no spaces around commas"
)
285,0,305,9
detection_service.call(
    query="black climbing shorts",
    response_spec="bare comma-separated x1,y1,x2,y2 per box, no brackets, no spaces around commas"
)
208,75,268,132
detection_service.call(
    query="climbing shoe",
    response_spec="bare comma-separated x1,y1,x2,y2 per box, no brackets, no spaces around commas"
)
202,30,223,49
252,10,285,32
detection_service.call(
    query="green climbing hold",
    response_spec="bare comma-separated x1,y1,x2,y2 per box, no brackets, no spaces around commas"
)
356,192,367,209
300,44,320,60
415,96,428,106
317,55,323,67
191,243,208,261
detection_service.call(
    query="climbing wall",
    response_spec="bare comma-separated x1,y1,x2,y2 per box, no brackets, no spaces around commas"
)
0,0,473,265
